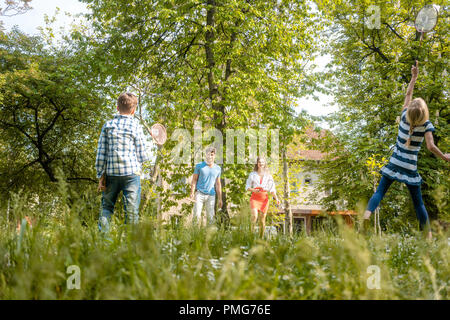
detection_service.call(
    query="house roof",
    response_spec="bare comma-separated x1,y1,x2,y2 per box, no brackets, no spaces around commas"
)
290,149,326,161
286,127,329,161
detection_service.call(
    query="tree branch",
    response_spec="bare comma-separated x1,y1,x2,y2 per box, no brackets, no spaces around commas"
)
41,98,66,139
66,177,97,183
382,22,404,40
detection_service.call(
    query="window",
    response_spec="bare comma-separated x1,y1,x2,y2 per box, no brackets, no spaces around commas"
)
304,176,312,185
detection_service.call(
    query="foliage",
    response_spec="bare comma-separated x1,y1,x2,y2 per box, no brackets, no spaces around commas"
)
0,29,111,198
0,1,449,300
76,0,322,217
0,189,448,299
365,154,388,180
309,0,449,226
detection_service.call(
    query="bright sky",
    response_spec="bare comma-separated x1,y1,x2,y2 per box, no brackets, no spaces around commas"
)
296,53,337,120
2,0,337,123
2,0,86,34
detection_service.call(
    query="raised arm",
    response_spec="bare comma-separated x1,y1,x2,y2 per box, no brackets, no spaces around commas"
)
403,60,419,110
425,132,450,162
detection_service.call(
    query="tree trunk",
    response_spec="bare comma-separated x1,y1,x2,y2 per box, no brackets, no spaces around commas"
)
282,144,293,236
205,0,230,226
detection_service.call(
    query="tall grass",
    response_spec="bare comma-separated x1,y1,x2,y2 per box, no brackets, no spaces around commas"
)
0,190,448,300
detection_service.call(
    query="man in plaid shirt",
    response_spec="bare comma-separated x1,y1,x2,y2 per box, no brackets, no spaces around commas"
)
95,92,152,232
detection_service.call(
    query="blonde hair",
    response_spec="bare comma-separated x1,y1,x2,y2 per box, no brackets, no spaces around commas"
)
117,92,138,114
254,157,268,172
405,98,429,148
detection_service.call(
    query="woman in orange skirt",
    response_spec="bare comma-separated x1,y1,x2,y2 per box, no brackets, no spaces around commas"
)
246,157,280,237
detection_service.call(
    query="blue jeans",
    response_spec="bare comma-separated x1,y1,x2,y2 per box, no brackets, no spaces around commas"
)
98,175,141,232
367,175,430,230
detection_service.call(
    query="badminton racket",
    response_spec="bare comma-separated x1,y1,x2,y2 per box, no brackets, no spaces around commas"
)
413,5,438,62
135,114,167,145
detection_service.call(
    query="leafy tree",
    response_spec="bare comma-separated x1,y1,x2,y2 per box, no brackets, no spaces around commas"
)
78,0,322,220
0,29,110,198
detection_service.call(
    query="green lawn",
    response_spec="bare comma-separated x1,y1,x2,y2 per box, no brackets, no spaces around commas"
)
1,197,448,300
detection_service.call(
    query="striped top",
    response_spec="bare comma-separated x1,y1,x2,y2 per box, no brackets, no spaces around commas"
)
380,108,435,185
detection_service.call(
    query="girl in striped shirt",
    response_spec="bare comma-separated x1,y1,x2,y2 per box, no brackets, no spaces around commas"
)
363,61,449,239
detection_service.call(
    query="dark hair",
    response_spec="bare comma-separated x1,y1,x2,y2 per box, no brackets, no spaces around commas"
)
117,92,138,113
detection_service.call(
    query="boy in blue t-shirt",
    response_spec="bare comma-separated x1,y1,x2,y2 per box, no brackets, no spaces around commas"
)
189,147,222,225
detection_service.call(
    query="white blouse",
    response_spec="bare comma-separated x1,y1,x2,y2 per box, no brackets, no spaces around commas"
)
245,171,276,194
